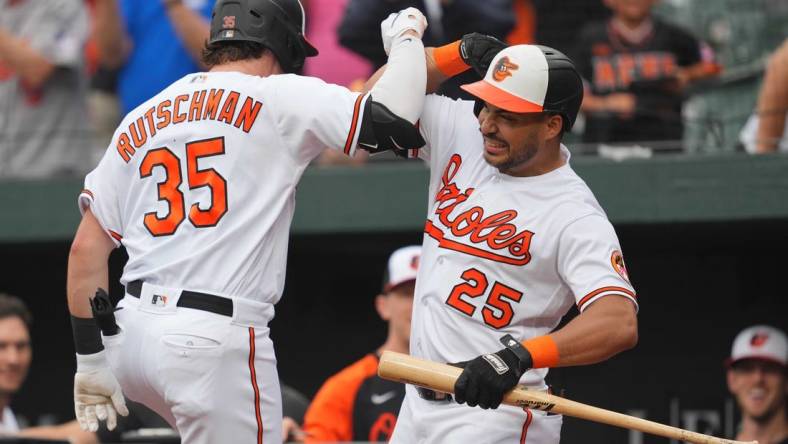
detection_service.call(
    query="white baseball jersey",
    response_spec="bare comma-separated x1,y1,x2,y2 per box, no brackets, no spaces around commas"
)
79,71,369,307
391,95,637,444
411,94,637,385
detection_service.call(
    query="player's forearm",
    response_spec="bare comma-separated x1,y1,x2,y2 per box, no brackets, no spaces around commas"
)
547,296,638,367
67,210,115,318
0,28,55,89
67,249,109,318
94,0,131,69
164,0,211,69
425,47,451,93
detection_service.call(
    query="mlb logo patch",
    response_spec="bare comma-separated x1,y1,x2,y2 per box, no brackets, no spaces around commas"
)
152,294,169,307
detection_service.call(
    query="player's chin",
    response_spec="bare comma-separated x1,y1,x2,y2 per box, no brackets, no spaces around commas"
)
0,379,23,394
483,139,509,164
741,397,774,418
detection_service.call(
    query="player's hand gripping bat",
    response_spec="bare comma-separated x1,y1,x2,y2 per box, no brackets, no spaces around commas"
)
378,351,758,444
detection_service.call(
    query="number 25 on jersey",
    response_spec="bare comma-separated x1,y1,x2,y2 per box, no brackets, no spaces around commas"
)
446,268,524,329
139,137,228,236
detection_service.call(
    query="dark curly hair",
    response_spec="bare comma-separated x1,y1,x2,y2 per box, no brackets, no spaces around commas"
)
202,41,269,68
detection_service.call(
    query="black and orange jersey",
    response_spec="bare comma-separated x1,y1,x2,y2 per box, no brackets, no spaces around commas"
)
572,17,705,143
303,353,405,443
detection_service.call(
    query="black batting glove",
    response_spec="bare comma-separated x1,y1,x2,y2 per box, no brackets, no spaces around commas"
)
460,32,508,78
452,335,533,410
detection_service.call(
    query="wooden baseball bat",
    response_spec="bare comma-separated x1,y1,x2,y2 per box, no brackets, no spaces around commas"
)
378,351,757,444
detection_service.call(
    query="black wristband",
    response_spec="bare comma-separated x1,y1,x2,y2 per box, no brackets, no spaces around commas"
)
500,334,533,372
71,316,105,355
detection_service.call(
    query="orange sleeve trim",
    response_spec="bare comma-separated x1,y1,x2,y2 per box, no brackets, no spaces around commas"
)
80,189,94,199
343,94,366,155
521,335,559,369
577,286,636,310
433,41,470,77
108,230,123,242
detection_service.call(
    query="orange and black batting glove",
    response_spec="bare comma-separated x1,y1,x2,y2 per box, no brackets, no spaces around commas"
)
451,334,533,410
433,32,507,79
459,32,508,77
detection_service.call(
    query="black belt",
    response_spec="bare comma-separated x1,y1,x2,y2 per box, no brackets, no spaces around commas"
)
416,387,453,402
126,280,233,317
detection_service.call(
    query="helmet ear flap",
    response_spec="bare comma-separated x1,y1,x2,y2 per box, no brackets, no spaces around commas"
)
284,31,307,72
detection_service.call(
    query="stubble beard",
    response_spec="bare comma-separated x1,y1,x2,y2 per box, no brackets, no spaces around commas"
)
496,133,540,175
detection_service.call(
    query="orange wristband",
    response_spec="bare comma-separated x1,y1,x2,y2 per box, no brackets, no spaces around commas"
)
522,335,560,368
433,40,470,77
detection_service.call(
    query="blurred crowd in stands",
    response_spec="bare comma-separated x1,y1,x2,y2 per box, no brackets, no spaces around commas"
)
0,0,786,178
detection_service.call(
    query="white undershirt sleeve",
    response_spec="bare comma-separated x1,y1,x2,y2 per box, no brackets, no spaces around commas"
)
369,34,427,124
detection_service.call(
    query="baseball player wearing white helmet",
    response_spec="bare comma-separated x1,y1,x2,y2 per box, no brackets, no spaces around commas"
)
367,33,640,443
66,2,430,443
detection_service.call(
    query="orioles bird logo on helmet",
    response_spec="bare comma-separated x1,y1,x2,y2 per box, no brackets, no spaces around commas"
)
492,56,519,82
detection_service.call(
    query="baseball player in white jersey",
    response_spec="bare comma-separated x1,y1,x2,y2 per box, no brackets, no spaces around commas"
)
66,2,431,443
371,35,641,443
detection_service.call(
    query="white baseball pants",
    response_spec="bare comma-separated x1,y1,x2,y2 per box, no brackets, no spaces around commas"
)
103,284,282,444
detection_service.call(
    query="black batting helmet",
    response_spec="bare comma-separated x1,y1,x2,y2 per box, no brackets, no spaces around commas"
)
462,44,584,132
209,0,318,73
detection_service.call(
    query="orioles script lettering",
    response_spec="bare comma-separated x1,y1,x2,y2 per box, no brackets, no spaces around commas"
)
425,154,534,266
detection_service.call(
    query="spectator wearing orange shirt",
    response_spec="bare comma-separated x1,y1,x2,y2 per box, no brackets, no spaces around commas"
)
300,245,421,443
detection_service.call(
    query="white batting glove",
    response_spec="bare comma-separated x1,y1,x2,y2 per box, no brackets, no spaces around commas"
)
381,7,428,55
74,350,129,432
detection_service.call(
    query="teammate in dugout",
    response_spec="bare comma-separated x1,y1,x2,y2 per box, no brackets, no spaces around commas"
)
366,29,640,442
726,325,787,444
300,245,421,442
65,1,431,443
